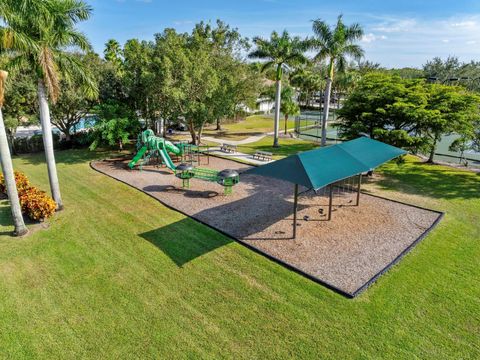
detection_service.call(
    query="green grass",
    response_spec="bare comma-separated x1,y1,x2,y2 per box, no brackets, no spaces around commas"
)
0,150,478,358
203,115,297,140
238,136,319,159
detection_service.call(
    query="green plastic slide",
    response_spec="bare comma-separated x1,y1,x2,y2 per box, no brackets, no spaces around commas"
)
163,140,181,156
128,146,148,169
159,148,176,170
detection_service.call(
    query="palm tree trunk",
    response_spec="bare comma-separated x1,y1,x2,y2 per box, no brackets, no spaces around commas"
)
0,108,28,236
273,79,282,147
37,79,63,210
321,78,332,147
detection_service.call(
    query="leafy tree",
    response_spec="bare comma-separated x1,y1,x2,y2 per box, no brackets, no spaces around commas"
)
89,100,139,150
449,121,480,165
385,67,425,79
338,73,427,147
280,88,300,134
249,30,308,147
153,21,254,145
420,84,480,162
338,72,480,162
0,0,97,210
89,118,137,151
423,56,480,91
50,52,101,141
310,15,364,146
123,39,156,127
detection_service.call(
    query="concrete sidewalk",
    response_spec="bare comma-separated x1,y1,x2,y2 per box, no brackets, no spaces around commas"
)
207,147,273,166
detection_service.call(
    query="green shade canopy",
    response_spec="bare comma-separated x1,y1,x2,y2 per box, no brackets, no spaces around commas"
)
244,137,406,190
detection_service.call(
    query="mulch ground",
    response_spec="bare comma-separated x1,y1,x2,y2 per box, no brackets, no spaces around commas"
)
91,156,442,296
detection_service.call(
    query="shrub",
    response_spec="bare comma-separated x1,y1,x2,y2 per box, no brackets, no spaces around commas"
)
0,171,30,193
13,133,60,154
0,171,56,221
19,187,56,221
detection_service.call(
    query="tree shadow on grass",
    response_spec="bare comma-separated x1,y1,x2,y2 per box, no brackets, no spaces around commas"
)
139,218,232,267
371,159,480,200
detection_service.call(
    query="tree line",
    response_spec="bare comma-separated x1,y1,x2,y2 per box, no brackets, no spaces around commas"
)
1,0,480,236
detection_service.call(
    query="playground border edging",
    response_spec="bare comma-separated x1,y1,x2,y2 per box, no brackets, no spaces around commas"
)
90,156,444,299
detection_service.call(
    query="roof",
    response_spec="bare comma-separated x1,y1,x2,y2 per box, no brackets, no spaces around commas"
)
244,137,407,190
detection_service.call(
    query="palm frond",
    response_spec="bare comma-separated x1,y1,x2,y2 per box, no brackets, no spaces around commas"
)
39,46,60,102
260,60,275,73
312,19,332,45
343,44,364,60
345,22,364,41
56,52,98,99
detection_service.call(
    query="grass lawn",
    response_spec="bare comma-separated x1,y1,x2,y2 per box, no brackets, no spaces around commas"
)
238,136,319,159
0,149,478,358
203,115,297,140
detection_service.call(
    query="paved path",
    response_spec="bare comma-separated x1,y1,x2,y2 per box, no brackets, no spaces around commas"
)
202,128,298,146
202,133,267,145
207,148,273,166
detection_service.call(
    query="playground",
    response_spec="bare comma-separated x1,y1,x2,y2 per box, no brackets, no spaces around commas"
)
92,137,442,296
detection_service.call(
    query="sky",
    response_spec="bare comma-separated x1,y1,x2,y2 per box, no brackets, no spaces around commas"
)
80,0,480,68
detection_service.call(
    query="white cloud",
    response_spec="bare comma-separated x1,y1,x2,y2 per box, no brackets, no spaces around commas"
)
361,33,387,43
371,19,417,33
363,15,480,67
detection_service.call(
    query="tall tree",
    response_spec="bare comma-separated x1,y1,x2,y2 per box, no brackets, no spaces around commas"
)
249,30,308,147
0,0,97,210
338,72,480,162
104,39,123,74
50,52,101,141
420,84,480,163
280,86,300,134
311,15,364,146
290,64,324,108
0,70,28,236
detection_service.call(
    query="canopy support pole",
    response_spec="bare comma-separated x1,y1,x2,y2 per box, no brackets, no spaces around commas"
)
293,184,298,239
328,184,333,220
356,173,362,206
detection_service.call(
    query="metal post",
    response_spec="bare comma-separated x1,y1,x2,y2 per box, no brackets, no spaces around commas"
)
293,184,298,239
328,184,333,221
356,173,362,206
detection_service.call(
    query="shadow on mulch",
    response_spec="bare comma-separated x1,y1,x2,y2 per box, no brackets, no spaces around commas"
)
143,185,219,199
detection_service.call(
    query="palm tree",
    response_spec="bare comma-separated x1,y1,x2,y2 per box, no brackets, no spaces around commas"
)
104,39,124,74
0,70,28,236
311,15,364,146
291,65,324,107
249,31,308,147
0,0,96,210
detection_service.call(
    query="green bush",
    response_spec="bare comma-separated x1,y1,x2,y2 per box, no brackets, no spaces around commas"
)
13,133,60,154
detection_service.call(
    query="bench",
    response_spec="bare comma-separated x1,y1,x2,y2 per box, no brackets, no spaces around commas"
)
253,150,273,162
220,143,237,153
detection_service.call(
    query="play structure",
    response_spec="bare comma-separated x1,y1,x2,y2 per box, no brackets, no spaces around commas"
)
128,129,239,194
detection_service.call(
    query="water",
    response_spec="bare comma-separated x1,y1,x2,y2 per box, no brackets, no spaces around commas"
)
71,116,97,133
